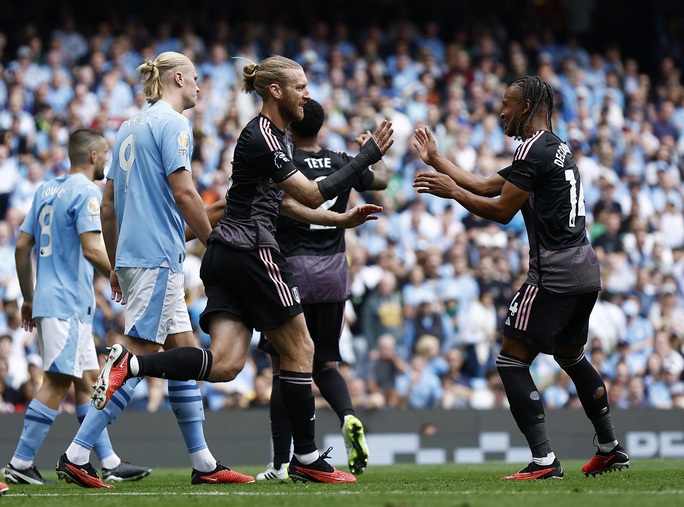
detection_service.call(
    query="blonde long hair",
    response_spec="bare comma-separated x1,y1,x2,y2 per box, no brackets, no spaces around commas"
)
136,51,193,104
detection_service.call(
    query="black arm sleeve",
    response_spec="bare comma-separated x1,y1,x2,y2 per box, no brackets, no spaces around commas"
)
316,138,383,200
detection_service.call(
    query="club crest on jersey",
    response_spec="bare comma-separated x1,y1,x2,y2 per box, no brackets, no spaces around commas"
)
274,151,290,169
87,197,100,213
292,286,301,304
178,131,190,149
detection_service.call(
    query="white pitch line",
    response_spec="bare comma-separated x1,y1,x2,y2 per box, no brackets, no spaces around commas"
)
3,489,684,498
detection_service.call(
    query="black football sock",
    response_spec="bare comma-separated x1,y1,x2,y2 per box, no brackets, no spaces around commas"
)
269,373,292,468
136,347,212,381
523,423,553,459
556,353,616,444
279,370,317,455
314,366,355,425
497,353,552,458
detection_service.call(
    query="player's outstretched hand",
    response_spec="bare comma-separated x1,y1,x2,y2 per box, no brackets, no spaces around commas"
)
338,204,383,228
413,126,439,166
363,120,394,155
413,171,459,200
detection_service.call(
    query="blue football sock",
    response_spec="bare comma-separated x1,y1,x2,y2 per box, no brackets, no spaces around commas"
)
12,399,58,463
72,377,141,452
168,380,216,471
76,403,116,462
168,380,208,453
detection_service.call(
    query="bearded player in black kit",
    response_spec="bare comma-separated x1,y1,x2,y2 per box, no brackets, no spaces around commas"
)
255,99,388,481
413,76,629,480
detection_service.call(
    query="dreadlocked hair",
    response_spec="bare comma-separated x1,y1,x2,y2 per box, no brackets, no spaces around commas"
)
511,76,554,138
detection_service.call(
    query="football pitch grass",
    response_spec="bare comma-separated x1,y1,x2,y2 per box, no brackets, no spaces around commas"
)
3,459,683,507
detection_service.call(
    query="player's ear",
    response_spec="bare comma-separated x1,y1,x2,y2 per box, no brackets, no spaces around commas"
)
270,83,282,99
522,98,531,114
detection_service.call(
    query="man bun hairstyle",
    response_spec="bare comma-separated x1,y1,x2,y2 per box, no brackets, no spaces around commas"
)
241,55,302,98
137,51,192,104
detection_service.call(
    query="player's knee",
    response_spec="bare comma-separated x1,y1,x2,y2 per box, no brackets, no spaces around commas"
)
300,335,315,358
279,335,314,368
313,362,337,378
553,352,584,370
209,355,246,382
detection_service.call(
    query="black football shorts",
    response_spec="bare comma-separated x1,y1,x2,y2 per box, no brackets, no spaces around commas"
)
199,240,303,333
503,282,598,354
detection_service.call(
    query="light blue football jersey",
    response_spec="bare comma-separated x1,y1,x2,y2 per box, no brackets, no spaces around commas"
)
108,100,193,273
20,173,102,323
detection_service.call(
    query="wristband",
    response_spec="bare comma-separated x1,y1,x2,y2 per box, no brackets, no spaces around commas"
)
317,139,383,200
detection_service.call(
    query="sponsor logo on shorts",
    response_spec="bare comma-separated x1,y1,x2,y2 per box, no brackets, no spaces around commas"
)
292,286,301,304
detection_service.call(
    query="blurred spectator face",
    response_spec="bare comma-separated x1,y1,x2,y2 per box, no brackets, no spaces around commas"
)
445,348,464,370
377,334,397,359
627,376,645,404
210,44,227,63
671,383,684,408
653,330,675,357
410,355,427,372
0,221,12,246
645,353,664,377
615,361,630,385
408,265,425,285
607,382,625,406
0,145,9,166
0,335,11,357
590,347,605,370
0,356,9,384
663,362,683,385
604,211,622,234
3,299,18,321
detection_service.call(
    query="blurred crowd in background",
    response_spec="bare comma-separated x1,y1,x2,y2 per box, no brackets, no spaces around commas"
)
1,0,684,415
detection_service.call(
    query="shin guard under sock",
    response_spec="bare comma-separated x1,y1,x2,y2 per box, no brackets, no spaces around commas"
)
76,403,116,462
136,347,212,381
497,353,552,457
168,380,208,453
270,374,292,468
70,377,142,462
13,399,57,462
314,367,355,424
279,370,316,455
555,353,616,444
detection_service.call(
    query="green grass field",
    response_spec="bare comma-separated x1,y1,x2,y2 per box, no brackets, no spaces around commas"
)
2,460,683,507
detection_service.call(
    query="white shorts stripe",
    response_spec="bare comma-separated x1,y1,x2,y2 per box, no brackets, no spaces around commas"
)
514,284,538,331
259,247,293,307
